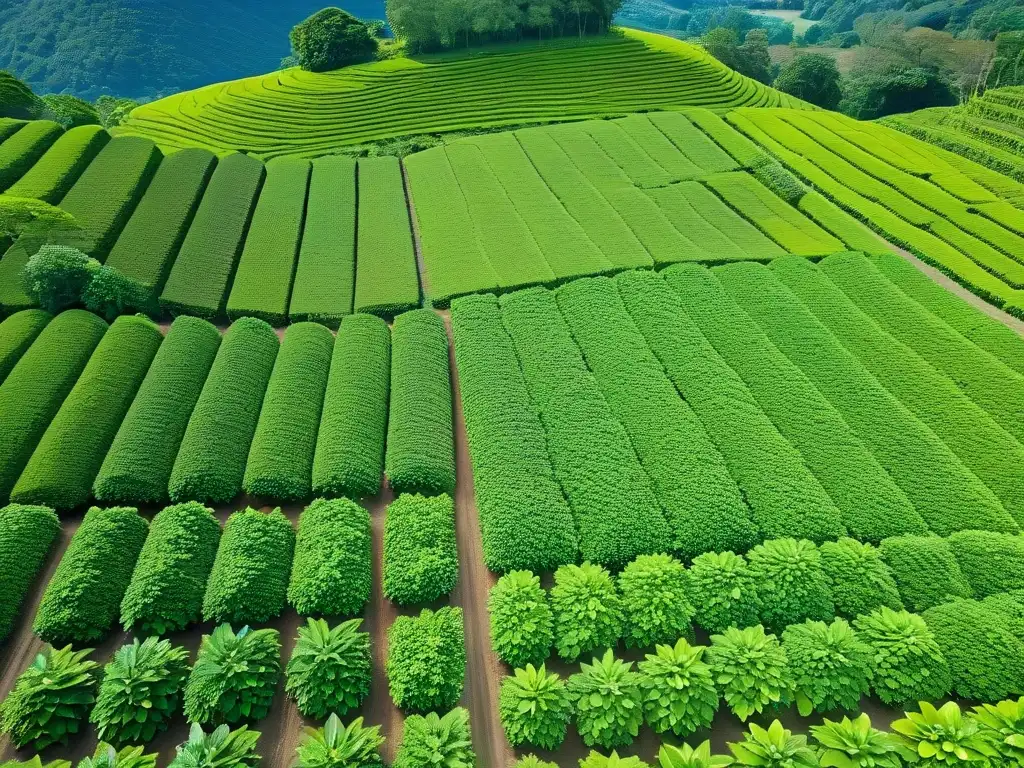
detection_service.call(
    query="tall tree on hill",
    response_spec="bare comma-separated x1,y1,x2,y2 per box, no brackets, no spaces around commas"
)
774,53,843,109
290,8,378,72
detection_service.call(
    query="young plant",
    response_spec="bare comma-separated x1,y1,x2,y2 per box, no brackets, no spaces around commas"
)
75,744,157,768
747,538,834,632
970,697,1024,766
167,723,261,768
498,663,571,750
728,720,818,768
91,636,191,746
0,645,99,750
386,606,465,713
819,538,903,619
393,708,474,768
579,753,651,768
782,618,872,716
294,713,384,768
687,551,760,634
657,742,733,768
810,714,915,768
618,553,695,648
183,624,281,726
551,562,623,662
514,757,558,768
488,570,553,668
891,701,996,766
637,638,718,737
706,625,792,722
568,649,643,750
1,759,70,768
285,618,371,719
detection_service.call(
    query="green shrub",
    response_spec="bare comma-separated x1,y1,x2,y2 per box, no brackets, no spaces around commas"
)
6,125,109,204
393,709,474,768
499,663,571,750
0,757,70,768
288,497,371,617
488,570,553,669
707,625,792,722
579,753,651,768
551,562,623,662
891,702,996,767
568,649,643,750
514,757,557,768
728,720,818,768
819,538,902,619
0,645,99,750
75,744,156,768
294,713,384,768
33,506,148,645
781,618,872,716
618,553,694,648
948,530,1024,598
0,503,59,641
687,550,761,634
750,154,807,206
167,724,261,768
90,637,190,747
386,606,465,713
638,638,718,737
811,714,912,768
40,95,99,129
0,308,50,385
0,120,62,191
290,8,377,71
383,492,457,605
80,266,155,320
970,697,1024,766
285,618,371,720
183,624,281,725
657,741,732,768
21,245,99,313
120,502,221,635
879,535,972,612
748,538,834,632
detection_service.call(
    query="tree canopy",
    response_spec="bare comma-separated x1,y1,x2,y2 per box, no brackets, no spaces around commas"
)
290,7,379,71
774,53,843,109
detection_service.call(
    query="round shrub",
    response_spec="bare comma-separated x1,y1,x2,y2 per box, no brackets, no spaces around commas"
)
382,492,457,605
618,553,694,648
551,562,623,662
782,618,872,716
498,663,571,750
878,535,972,612
567,649,643,750
394,709,474,768
386,606,465,713
167,724,261,768
637,638,718,738
819,537,902,619
687,550,761,634
488,570,553,668
22,245,99,313
948,530,1024,598
747,538,834,632
285,617,371,720
290,8,377,72
706,625,792,722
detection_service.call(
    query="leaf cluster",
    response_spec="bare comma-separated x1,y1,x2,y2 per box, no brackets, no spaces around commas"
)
75,744,157,768
891,701,996,767
728,720,818,768
687,551,761,634
567,649,643,750
167,723,261,768
811,714,915,768
285,618,371,720
707,625,792,722
551,562,623,662
970,696,1024,766
382,492,458,605
488,570,553,668
782,618,872,716
580,753,652,768
819,538,902,619
747,538,834,632
294,713,384,768
386,607,465,713
393,708,475,768
657,741,733,768
498,663,571,750
618,553,694,649
638,638,718,737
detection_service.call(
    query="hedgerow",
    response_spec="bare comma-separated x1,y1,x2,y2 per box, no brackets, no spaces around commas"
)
394,709,474,768
33,506,148,646
294,714,383,768
499,664,571,750
747,539,834,632
0,309,50,385
386,606,465,713
385,309,455,495
449,293,578,571
687,551,761,634
202,508,295,625
707,625,792,722
288,497,371,617
0,503,60,641
948,530,1024,598
312,313,390,499
0,310,106,501
0,120,63,191
11,314,163,510
568,650,643,750
878,535,972,612
488,570,553,668
120,502,221,635
169,317,279,504
782,619,872,716
160,152,265,320
94,316,221,504
243,322,333,500
551,562,623,662
5,125,109,203
285,617,371,719
183,624,281,726
618,554,694,648
638,638,718,738
383,492,457,605
819,538,903,619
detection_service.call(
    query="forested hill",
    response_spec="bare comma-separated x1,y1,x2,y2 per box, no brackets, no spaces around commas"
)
0,0,386,101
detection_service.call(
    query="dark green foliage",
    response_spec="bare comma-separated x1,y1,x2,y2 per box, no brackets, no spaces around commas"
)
499,664,571,750
488,570,553,669
167,723,261,768
551,562,623,662
290,8,377,72
948,530,1024,598
618,553,694,649
95,97,139,130
183,624,281,726
169,317,279,504
782,619,872,716
243,322,333,501
288,497,372,617
0,309,50,386
879,535,972,612
295,713,384,768
568,649,643,750
202,508,295,625
90,637,190,747
394,709,474,768
285,618,371,720
773,54,842,110
383,492,457,605
819,538,903,619
638,638,718,738
0,503,60,641
120,502,221,635
5,125,109,204
33,506,148,646
687,550,761,634
707,625,792,722
747,538,835,632
94,316,221,504
40,95,99,129
21,245,99,313
81,265,155,321
385,309,455,495
0,120,62,191
750,154,807,206
0,71,42,119
386,606,465,713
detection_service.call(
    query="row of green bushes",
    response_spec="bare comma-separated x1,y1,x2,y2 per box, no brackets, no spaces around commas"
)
5,124,109,204
383,493,457,605
0,308,51,384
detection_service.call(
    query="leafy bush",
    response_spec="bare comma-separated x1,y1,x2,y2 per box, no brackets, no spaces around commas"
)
0,308,50,384
750,155,807,206
811,714,913,768
579,753,651,768
120,502,221,635
498,663,571,750
294,713,384,768
948,530,1024,598
687,550,761,634
971,697,1024,766
747,538,834,632
706,625,792,722
568,649,643,750
618,553,694,648
290,8,377,72
513,757,557,768
76,744,156,768
183,624,281,726
0,757,67,768
202,507,295,625
0,645,99,750
488,570,553,668
285,618,371,720
22,245,98,313
878,535,972,612
288,497,372,617
852,607,951,707
40,94,99,128
819,538,902,619
657,741,732,768
394,709,474,768
728,720,818,768
0,503,60,641
638,638,718,737
891,702,996,767
167,724,261,768
387,606,465,713
80,265,154,321
551,562,623,662
383,492,457,605
781,618,872,716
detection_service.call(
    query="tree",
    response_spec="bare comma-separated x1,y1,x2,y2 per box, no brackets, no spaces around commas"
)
989,31,1024,87
702,27,742,72
774,53,843,109
290,8,378,72
94,96,139,129
840,58,955,119
21,246,98,314
738,28,773,83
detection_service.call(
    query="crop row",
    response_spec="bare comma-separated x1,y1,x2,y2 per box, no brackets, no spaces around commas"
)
5,124,109,203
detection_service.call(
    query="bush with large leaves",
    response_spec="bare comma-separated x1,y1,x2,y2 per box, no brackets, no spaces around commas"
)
498,663,571,750
285,618,371,720
0,759,70,768
393,708,474,768
971,696,1024,766
167,723,261,768
687,551,760,634
810,714,915,768
748,538,834,632
75,744,157,768
618,553,694,648
706,625,792,722
819,538,902,619
90,637,190,746
387,607,465,713
488,569,552,668
657,741,733,768
514,757,558,768
782,618,872,716
294,713,384,768
891,702,997,767
568,649,643,750
728,720,818,768
579,753,651,768
638,637,718,737
551,562,623,662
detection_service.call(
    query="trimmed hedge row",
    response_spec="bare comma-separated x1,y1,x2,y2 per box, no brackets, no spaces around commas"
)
0,503,60,641
947,530,1024,598
0,309,51,385
0,120,63,191
383,493,457,606
33,506,148,646
878,535,972,613
11,315,162,510
244,322,333,501
312,313,390,499
5,125,109,203
169,317,279,504
387,606,466,713
385,309,455,496
94,315,221,504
